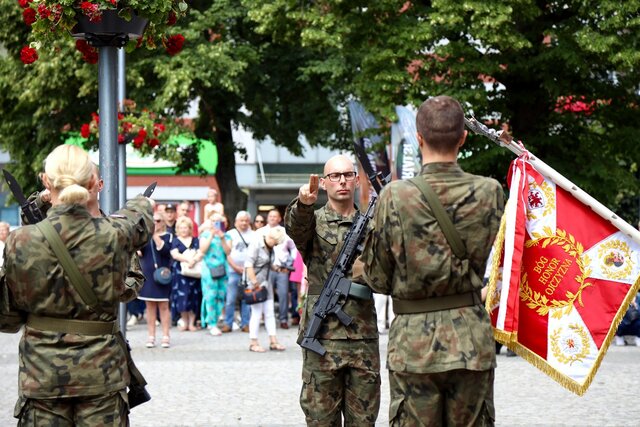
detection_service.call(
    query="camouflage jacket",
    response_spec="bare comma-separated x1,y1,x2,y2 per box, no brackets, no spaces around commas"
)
0,196,153,398
361,163,505,373
23,191,145,296
285,198,377,340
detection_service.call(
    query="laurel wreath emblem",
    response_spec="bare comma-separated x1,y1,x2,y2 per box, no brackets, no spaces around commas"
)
596,239,634,280
550,324,591,365
520,226,593,319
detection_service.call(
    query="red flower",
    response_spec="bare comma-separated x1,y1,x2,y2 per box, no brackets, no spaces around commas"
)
137,129,148,139
153,123,166,136
165,34,185,56
80,123,91,138
121,121,132,133
148,138,160,148
20,46,38,64
37,3,50,19
166,11,177,26
133,136,145,148
23,8,36,26
51,3,63,21
90,112,100,124
76,40,98,64
118,134,126,144
18,0,32,9
109,0,117,5
117,112,124,120
80,2,102,23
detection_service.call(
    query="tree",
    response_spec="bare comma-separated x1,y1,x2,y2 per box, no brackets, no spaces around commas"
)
247,0,640,219
0,0,350,219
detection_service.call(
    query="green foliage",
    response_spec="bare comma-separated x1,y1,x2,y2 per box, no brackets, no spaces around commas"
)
247,0,640,220
2,0,639,221
0,0,350,215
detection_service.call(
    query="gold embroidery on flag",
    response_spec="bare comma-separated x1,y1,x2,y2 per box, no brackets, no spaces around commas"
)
526,180,555,221
597,239,633,280
521,228,593,318
550,323,590,365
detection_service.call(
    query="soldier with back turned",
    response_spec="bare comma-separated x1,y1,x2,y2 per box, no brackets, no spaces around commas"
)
0,144,153,425
362,96,504,426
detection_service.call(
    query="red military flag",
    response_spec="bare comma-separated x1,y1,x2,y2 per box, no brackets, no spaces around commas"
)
486,151,640,395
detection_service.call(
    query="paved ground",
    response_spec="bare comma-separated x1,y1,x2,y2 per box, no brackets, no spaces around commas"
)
0,321,639,426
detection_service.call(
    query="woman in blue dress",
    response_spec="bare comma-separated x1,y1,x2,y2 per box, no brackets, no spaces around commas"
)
170,216,202,332
139,212,174,348
198,213,231,336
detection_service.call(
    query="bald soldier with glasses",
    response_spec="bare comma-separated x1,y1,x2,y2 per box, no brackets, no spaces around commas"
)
285,155,380,426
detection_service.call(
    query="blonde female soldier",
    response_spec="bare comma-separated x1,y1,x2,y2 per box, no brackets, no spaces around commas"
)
0,144,154,425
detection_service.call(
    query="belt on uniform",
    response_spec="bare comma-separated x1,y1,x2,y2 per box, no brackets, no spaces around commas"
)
307,282,373,300
27,314,119,335
393,291,482,314
271,265,290,274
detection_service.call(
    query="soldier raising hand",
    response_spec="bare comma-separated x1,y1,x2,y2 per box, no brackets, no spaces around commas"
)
285,154,380,426
0,144,154,425
298,174,319,206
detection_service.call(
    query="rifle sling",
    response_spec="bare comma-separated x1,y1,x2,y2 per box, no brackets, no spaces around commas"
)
35,219,147,387
36,220,99,310
408,176,467,259
393,176,482,315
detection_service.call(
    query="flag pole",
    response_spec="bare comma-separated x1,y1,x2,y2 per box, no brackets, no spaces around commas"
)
465,117,640,245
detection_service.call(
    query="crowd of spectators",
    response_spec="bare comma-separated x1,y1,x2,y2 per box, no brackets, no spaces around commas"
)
129,189,304,352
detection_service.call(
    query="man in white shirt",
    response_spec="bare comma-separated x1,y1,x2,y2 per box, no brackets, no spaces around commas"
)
261,209,298,329
221,211,255,333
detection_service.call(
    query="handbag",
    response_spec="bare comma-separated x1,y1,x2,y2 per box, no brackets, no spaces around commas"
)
244,285,268,305
209,264,226,279
151,239,172,285
243,249,272,305
180,248,202,279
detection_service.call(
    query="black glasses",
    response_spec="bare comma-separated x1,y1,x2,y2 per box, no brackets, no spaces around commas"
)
324,171,357,182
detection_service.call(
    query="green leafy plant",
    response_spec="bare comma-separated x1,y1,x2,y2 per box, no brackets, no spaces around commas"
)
78,98,196,163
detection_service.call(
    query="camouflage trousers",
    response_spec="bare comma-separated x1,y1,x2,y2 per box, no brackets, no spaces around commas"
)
301,339,381,426
389,369,495,427
15,390,129,427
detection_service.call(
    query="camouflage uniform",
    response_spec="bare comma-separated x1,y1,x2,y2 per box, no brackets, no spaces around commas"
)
361,163,504,426
285,198,380,427
22,191,146,297
0,196,153,426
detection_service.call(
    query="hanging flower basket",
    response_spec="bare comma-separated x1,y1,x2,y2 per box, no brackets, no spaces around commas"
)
18,1,189,62
71,9,149,46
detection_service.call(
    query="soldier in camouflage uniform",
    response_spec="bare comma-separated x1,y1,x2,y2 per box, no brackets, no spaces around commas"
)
0,144,154,426
361,96,505,426
285,154,380,426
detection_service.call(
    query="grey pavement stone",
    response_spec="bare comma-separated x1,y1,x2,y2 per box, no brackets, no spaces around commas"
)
0,323,638,426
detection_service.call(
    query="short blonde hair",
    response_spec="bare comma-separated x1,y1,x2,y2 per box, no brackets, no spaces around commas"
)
176,216,194,232
44,145,93,205
267,226,286,245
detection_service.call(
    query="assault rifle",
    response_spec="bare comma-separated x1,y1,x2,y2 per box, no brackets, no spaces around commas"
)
2,170,44,225
298,138,389,356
